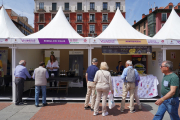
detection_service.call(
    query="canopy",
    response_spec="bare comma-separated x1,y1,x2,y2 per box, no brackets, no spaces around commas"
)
25,6,83,38
0,6,25,38
153,8,180,39
96,8,151,39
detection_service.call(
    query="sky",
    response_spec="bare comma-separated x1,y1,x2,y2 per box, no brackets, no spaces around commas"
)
2,0,180,28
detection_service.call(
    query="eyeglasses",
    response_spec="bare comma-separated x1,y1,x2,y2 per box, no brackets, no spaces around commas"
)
160,66,167,68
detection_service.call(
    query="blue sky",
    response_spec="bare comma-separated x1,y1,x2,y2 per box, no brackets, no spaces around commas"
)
2,0,180,28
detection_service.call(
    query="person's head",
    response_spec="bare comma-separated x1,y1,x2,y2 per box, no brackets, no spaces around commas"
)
125,60,132,67
19,60,26,66
50,55,56,62
160,60,173,74
100,62,109,70
118,61,122,65
39,62,45,68
92,58,98,66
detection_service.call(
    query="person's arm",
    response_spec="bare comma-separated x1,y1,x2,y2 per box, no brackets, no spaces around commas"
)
121,68,127,80
14,68,16,76
93,71,98,83
24,68,32,78
46,70,49,79
32,70,35,79
108,73,113,93
134,69,139,81
86,73,88,83
46,61,51,69
53,61,59,69
120,66,124,73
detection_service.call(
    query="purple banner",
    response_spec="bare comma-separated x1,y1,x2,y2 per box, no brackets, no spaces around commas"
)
38,38,70,44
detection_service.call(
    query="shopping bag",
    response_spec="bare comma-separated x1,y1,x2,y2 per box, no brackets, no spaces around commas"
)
108,93,115,109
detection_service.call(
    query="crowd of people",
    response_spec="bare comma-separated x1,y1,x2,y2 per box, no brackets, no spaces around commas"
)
14,57,179,119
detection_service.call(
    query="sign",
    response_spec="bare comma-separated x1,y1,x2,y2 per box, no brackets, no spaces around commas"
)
118,39,148,45
147,39,167,45
0,38,11,44
152,51,156,60
39,38,70,44
171,52,176,59
102,46,152,55
69,51,84,55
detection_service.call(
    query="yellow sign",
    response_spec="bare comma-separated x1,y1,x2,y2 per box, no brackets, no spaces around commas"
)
117,39,148,45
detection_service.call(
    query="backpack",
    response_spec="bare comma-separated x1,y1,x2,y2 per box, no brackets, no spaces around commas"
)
126,68,136,83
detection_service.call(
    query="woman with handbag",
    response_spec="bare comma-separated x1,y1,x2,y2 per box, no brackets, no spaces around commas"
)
93,62,114,116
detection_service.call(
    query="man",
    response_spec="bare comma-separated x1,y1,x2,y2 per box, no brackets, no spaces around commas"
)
84,58,98,111
153,61,179,120
116,61,124,75
120,60,139,113
33,62,49,107
14,60,31,105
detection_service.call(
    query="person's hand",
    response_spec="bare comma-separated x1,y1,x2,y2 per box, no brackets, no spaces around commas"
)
155,98,163,106
50,67,53,70
111,90,114,94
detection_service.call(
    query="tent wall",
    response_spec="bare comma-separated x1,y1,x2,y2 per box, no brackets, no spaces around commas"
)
166,50,180,70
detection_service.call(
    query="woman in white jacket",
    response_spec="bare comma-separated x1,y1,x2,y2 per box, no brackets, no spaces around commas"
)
93,62,114,116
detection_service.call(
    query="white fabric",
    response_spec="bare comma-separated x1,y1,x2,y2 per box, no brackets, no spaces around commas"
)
25,6,83,38
96,8,151,39
112,75,159,98
108,93,115,109
34,66,47,86
153,8,180,39
0,6,25,38
46,60,59,71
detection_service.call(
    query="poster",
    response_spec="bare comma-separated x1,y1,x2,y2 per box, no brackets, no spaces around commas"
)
0,50,8,75
171,52,176,59
152,51,156,60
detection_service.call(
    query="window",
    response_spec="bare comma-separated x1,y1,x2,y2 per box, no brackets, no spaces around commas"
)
169,5,173,9
90,3,95,10
39,2,44,9
161,13,167,21
77,25,82,33
90,14,95,21
103,14,108,21
144,22,146,29
116,2,120,9
102,25,108,31
138,25,140,31
39,14,44,22
103,2,108,10
65,3,69,10
77,3,82,10
178,6,180,9
65,14,69,21
144,30,146,35
77,14,82,21
90,25,95,33
39,25,44,31
52,14,56,19
52,3,57,10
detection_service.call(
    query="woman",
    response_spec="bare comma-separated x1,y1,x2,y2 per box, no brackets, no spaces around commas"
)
93,62,114,117
46,55,59,87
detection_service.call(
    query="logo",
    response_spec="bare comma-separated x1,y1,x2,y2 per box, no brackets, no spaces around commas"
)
5,39,8,42
21,39,36,43
126,41,141,43
100,39,116,43
93,39,97,43
177,41,180,44
148,40,159,44
84,39,87,42
69,39,79,44
161,40,164,43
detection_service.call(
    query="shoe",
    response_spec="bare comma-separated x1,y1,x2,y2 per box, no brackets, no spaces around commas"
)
127,106,130,109
102,112,108,116
93,112,98,116
120,109,124,113
42,103,48,106
35,105,39,107
84,106,91,110
15,102,24,105
138,105,142,110
91,109,94,111
130,109,136,113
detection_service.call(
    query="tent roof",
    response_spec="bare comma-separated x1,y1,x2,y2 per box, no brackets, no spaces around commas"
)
96,8,151,39
25,7,83,38
153,8,180,39
0,6,25,38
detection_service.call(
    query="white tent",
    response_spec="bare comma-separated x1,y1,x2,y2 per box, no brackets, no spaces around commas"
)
153,8,180,39
96,8,151,39
25,6,83,38
0,6,25,38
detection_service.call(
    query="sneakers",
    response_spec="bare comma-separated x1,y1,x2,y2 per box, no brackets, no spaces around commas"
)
130,109,136,113
91,109,94,111
138,105,142,110
102,112,108,116
35,105,39,107
120,110,124,113
15,102,24,106
84,106,91,110
42,103,48,107
93,112,98,116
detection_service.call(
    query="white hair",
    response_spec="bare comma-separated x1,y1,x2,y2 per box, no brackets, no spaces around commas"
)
126,60,132,66
19,60,25,65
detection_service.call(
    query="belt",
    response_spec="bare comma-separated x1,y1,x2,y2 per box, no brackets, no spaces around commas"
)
15,77,25,80
88,81,94,82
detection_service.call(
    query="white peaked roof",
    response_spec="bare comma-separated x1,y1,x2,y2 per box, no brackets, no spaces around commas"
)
96,8,151,39
26,6,83,38
0,6,25,38
153,8,180,39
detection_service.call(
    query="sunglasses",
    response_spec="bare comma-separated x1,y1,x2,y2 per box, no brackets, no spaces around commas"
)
160,66,167,68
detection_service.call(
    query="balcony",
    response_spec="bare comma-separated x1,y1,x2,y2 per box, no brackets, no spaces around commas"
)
88,19,96,23
88,6,97,12
114,6,123,12
88,31,97,37
101,6,110,12
35,7,46,12
75,20,83,23
62,6,71,12
101,19,110,23
75,6,84,12
49,6,59,12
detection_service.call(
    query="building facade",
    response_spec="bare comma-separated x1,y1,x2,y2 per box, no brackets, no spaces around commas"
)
133,3,180,37
0,7,34,36
34,0,126,37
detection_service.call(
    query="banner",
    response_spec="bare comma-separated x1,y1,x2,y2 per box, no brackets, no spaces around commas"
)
102,46,152,55
118,39,148,45
0,38,11,44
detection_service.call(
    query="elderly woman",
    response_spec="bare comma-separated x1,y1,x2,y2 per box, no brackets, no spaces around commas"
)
93,62,114,116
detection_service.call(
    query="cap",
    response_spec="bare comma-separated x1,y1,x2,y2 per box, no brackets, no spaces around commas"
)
92,58,98,62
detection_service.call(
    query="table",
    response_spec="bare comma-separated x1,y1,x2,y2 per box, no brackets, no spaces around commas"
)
111,75,159,98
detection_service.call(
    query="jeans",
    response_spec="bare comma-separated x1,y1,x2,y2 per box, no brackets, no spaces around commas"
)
35,86,46,105
153,96,180,120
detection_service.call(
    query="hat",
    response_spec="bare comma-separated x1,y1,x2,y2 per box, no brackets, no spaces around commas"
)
92,58,98,62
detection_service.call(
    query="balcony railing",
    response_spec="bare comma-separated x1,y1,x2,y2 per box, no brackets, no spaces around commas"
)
76,20,83,23
75,6,84,12
35,7,46,12
89,19,96,23
88,6,97,12
49,6,59,12
114,6,124,12
101,18,111,23
101,6,110,12
62,6,71,12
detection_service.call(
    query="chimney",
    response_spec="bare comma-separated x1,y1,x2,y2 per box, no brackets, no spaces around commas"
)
134,20,136,24
155,6,158,10
142,14,145,19
149,8,152,14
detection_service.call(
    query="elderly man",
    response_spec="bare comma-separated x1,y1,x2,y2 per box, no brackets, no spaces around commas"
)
33,62,49,107
84,58,98,111
120,60,139,113
14,60,31,105
153,61,179,120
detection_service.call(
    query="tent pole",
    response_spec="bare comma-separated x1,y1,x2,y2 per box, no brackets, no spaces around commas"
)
162,47,167,61
12,44,16,103
88,45,92,66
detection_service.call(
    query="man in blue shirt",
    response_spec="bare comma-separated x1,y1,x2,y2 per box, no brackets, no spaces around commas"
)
116,61,124,75
14,60,32,105
84,58,98,111
120,60,139,113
